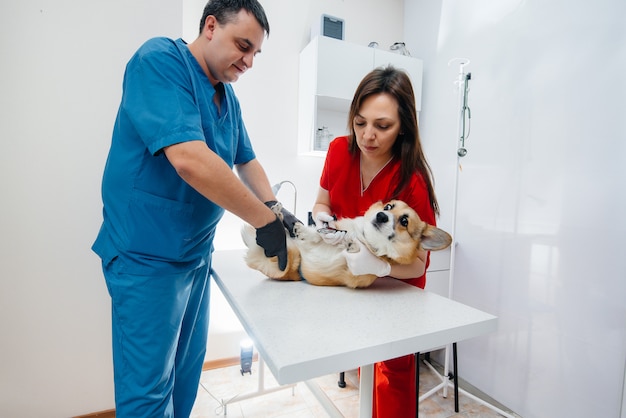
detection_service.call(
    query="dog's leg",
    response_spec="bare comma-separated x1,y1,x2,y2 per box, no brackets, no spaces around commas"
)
344,234,361,253
292,222,313,241
348,274,378,288
241,216,301,282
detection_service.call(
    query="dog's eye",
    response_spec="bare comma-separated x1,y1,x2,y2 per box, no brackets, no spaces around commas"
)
399,214,409,227
384,203,394,210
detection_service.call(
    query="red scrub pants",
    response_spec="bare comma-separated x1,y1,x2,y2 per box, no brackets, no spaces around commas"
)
372,354,417,418
372,277,424,417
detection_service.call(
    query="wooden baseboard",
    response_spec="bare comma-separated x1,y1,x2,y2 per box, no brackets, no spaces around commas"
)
75,356,258,418
202,354,258,371
73,409,115,418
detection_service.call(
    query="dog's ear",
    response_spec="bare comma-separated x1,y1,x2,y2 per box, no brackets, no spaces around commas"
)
419,225,452,251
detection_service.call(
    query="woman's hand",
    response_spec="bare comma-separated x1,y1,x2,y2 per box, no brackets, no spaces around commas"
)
315,212,346,245
343,240,391,277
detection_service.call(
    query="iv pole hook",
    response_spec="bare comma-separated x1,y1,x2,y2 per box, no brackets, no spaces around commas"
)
448,58,471,157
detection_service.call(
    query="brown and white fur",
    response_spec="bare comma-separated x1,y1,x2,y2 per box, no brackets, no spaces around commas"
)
241,200,452,288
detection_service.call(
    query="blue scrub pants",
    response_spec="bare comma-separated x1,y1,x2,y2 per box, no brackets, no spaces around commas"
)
103,260,211,417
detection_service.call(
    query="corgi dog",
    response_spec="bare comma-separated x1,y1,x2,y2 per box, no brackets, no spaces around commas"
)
241,200,452,288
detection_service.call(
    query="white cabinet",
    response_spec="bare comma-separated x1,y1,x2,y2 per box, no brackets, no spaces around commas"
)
298,36,423,155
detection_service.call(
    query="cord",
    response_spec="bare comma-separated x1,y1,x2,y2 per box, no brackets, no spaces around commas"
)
198,381,244,416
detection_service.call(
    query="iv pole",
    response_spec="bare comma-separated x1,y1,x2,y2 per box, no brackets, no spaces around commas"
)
418,56,470,407
418,59,517,418
448,58,471,300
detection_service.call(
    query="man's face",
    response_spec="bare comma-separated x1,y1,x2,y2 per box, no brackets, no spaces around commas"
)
203,10,265,84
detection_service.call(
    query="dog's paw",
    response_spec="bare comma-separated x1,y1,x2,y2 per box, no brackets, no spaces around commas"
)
292,222,305,239
293,223,317,241
266,201,284,220
345,237,360,253
293,224,321,243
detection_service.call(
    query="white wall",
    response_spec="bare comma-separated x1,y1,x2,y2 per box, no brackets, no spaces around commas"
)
404,1,626,417
0,2,178,417
0,1,405,416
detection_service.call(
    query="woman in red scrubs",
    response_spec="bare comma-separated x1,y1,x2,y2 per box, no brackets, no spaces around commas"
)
312,66,440,417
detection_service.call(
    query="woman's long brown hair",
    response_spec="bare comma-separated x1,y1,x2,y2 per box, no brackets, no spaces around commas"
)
347,66,439,217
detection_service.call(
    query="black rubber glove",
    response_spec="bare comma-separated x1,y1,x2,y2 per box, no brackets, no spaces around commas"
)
255,216,288,271
264,201,303,238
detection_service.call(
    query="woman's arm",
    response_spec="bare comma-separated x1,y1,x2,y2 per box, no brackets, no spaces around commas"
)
312,187,332,220
389,250,427,279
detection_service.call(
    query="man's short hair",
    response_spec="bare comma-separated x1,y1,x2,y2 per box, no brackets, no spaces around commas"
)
199,0,270,36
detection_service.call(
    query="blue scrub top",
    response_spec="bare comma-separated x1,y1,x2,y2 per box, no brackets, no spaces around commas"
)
93,37,256,275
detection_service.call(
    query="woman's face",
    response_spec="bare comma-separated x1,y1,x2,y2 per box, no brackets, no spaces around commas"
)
353,93,402,160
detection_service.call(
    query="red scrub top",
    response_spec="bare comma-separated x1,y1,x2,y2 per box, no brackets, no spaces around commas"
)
320,136,436,288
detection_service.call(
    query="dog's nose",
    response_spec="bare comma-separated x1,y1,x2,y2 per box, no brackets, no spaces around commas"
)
376,212,389,223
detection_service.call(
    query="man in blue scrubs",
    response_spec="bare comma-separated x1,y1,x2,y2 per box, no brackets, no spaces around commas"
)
92,1,296,416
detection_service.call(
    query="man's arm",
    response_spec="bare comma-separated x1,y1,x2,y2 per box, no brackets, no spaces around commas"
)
163,140,275,228
238,158,303,237
235,158,276,203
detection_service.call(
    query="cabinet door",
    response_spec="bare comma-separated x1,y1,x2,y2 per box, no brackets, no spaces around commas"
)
316,36,374,100
374,50,423,111
298,37,424,155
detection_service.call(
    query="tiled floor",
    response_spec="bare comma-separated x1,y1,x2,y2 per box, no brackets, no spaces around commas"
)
191,356,519,417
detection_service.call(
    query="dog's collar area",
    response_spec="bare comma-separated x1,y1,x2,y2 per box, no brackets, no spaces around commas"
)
362,240,380,256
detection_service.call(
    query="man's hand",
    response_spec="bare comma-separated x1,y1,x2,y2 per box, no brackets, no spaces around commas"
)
264,201,303,238
255,216,288,271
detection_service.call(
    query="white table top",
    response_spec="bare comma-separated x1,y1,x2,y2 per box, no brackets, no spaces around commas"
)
210,249,497,386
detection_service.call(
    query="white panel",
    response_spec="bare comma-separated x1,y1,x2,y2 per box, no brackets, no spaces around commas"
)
316,36,374,99
297,38,320,154
404,0,626,417
622,365,626,418
424,270,450,298
427,246,451,272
